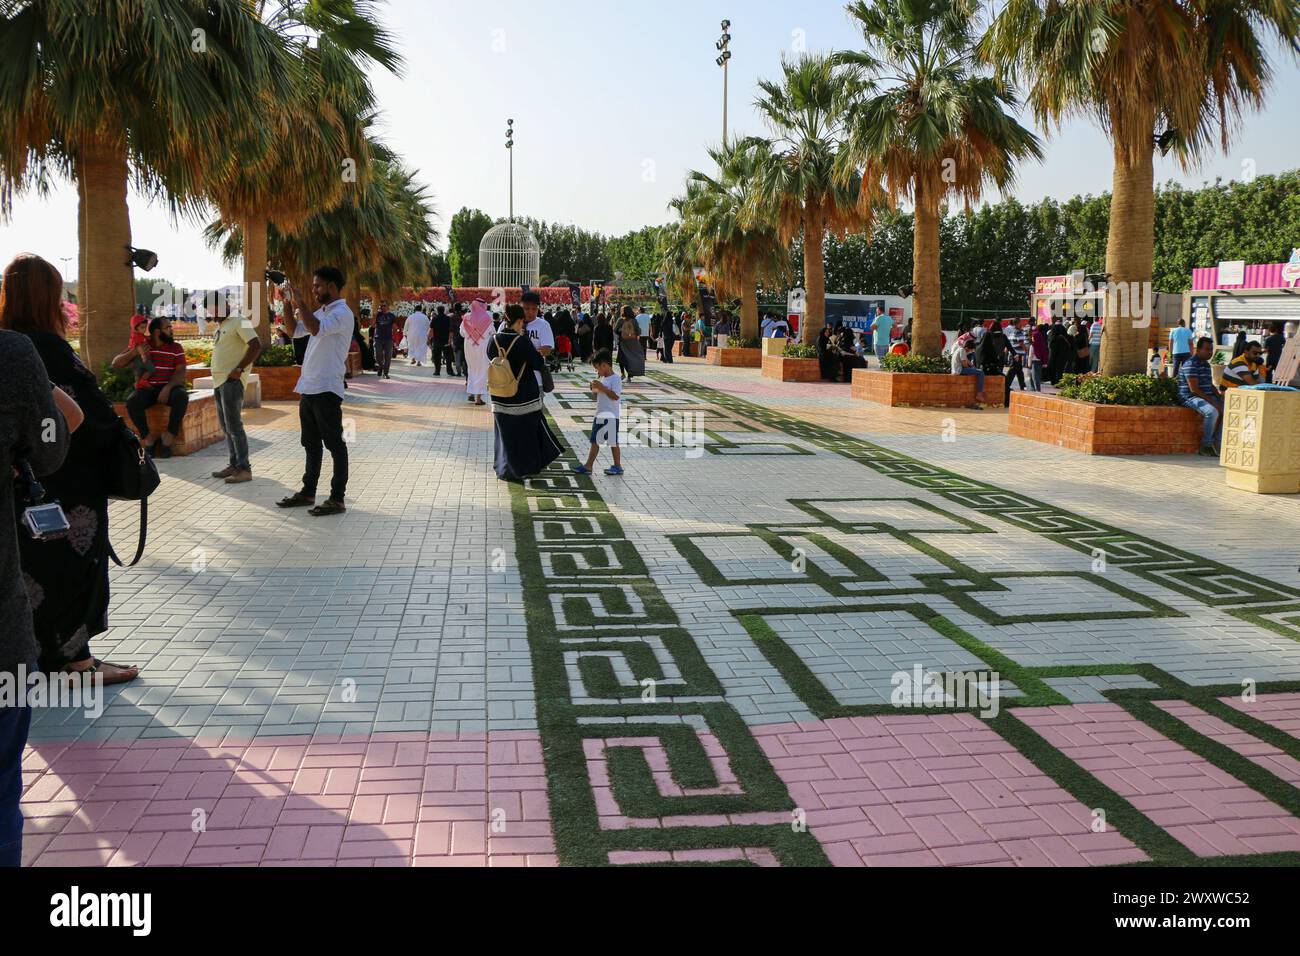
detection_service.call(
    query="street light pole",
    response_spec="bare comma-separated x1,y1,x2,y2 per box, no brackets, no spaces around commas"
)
716,20,731,148
505,119,515,222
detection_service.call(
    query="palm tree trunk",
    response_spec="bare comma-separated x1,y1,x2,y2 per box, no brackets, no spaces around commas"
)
912,176,943,357
1100,135,1155,376
739,266,759,340
77,138,135,375
242,216,271,344
804,210,826,345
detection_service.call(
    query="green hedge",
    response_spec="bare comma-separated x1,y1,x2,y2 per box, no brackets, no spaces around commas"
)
1057,373,1181,407
782,343,817,359
730,336,761,350
880,353,950,375
255,344,297,368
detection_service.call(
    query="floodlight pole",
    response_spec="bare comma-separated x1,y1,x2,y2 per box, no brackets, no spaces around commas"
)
506,119,515,222
718,20,732,149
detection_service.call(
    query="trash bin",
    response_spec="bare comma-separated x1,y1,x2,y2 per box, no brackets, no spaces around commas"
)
1221,386,1300,494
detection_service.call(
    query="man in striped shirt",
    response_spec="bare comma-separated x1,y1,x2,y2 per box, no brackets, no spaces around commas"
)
120,317,189,459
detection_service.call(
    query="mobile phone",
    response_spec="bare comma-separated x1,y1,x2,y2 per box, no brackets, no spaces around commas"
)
23,502,70,540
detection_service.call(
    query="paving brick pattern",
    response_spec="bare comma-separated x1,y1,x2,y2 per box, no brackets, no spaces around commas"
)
18,357,1300,867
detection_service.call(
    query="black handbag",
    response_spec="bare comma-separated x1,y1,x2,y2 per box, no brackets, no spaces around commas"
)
103,417,160,567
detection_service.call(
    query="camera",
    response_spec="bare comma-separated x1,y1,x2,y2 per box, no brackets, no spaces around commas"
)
15,459,69,541
23,502,70,541
265,269,287,286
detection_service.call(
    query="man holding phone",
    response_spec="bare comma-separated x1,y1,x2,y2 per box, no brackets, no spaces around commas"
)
275,267,353,517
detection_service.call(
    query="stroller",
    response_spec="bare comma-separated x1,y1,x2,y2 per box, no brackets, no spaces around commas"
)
553,334,575,373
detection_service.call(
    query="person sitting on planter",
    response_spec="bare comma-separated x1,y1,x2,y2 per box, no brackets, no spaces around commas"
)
816,326,838,381
114,316,189,459
950,338,987,409
1222,340,1266,390
1178,337,1225,458
836,327,866,382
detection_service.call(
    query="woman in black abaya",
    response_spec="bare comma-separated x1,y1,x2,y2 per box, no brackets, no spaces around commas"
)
487,305,562,482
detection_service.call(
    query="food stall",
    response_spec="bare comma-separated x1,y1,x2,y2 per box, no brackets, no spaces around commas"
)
1187,253,1300,348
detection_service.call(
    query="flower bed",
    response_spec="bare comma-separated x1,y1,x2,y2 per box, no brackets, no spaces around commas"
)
852,369,1007,408
256,365,301,401
762,344,821,383
113,390,223,457
1009,391,1202,456
706,347,762,368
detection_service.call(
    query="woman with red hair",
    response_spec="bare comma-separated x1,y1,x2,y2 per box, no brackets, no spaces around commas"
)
0,254,139,687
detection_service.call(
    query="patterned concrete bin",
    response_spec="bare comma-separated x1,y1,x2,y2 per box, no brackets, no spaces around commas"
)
852,370,1007,408
706,348,762,368
257,365,301,401
1008,392,1202,456
762,355,822,383
193,374,263,409
113,390,223,457
1221,388,1300,494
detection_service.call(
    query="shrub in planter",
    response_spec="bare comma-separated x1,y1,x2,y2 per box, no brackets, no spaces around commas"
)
782,343,817,360
880,353,949,375
99,363,138,403
255,344,298,368
184,344,213,366
732,336,761,350
1057,373,1179,407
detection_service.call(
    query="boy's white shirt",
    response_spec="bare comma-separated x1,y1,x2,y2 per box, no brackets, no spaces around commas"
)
594,373,622,420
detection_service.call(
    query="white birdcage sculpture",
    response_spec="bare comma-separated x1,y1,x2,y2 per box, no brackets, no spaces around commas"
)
478,222,540,289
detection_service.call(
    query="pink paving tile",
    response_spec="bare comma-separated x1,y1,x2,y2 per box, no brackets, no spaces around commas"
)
1016,703,1300,859
753,713,1148,867
20,732,554,868
1222,693,1300,743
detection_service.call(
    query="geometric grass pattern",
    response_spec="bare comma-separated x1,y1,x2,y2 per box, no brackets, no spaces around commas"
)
506,371,1300,865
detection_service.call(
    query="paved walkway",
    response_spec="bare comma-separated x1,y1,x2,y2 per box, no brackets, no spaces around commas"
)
19,358,1300,866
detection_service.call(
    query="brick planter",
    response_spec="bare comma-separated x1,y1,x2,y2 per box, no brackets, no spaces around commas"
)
113,390,223,457
256,365,301,401
185,364,211,385
762,355,822,383
1008,392,1202,456
706,347,762,369
347,352,363,376
851,370,1006,408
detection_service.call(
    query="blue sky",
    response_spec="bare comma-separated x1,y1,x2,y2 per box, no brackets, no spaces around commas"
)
2,0,1298,288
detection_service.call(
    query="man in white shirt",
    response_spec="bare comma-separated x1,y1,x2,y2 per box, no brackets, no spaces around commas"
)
276,266,353,517
522,291,553,388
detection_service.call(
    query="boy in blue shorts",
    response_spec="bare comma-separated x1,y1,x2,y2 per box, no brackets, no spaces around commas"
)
573,350,624,477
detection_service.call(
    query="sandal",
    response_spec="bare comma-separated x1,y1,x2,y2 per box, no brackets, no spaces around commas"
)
308,500,347,517
276,493,316,509
63,659,139,687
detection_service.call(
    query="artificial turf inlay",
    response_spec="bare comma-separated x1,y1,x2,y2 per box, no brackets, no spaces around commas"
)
509,372,1300,866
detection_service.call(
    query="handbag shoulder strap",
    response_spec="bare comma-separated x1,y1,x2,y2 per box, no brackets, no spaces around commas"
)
108,498,148,568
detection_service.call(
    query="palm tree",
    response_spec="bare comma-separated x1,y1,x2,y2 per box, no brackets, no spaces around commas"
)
982,0,1300,375
0,0,292,371
670,139,789,339
209,156,438,324
214,0,401,342
751,53,873,344
837,0,1043,358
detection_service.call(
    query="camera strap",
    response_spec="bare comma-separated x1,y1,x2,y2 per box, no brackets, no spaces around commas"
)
16,459,47,508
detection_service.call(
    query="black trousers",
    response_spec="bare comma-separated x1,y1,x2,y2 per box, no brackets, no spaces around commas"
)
127,385,189,437
433,339,455,374
1004,359,1026,404
299,392,348,503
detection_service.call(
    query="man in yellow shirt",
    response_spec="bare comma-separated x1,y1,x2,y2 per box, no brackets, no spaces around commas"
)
1221,340,1266,390
210,304,262,484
